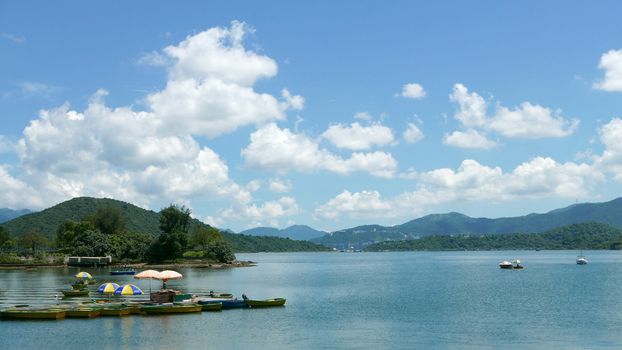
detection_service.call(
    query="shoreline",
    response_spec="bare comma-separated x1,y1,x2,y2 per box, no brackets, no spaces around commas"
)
0,260,257,270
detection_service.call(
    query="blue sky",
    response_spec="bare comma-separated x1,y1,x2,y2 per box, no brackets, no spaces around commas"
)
2,1,622,232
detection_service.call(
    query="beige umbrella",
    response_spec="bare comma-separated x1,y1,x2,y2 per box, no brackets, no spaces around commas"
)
134,270,161,292
157,270,183,289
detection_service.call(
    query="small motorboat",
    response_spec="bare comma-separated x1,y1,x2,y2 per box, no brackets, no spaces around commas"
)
499,260,513,269
62,289,90,297
512,259,524,269
577,255,588,265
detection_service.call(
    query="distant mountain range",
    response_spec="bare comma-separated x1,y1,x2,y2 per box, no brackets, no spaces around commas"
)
240,225,327,240
313,197,622,248
0,208,31,224
0,197,328,253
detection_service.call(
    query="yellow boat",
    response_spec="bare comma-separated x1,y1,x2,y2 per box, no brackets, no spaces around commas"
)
64,308,100,318
1,308,66,320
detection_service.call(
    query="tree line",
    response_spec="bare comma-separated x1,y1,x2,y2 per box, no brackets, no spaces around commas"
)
1,204,236,264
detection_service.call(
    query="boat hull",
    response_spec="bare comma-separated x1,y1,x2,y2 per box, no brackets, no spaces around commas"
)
98,307,131,316
65,308,100,318
141,304,202,314
110,271,135,275
198,301,223,311
245,298,286,308
1,309,66,320
62,290,90,297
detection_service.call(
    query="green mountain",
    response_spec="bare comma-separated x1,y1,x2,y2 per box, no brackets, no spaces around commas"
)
240,225,327,241
0,197,328,253
365,222,622,251
0,208,32,223
314,197,622,248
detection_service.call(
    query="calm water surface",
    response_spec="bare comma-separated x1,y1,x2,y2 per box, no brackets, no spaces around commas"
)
2,251,622,349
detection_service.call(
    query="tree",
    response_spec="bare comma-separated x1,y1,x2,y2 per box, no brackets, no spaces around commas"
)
191,225,236,263
147,205,192,262
190,225,222,250
17,231,48,253
159,204,191,234
0,226,9,246
205,239,236,263
55,220,93,249
71,230,112,256
92,206,126,235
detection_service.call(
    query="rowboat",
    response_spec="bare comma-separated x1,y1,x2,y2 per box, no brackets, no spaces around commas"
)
110,269,135,275
197,301,223,311
141,303,202,314
64,308,101,318
71,283,89,290
62,289,90,297
1,308,66,320
207,291,234,299
98,307,131,316
244,298,286,308
195,297,247,309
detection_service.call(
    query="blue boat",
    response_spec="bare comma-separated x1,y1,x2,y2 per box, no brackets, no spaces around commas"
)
221,299,248,309
110,268,135,275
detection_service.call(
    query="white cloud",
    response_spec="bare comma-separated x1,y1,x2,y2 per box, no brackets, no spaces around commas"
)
443,129,497,149
147,77,286,138
354,112,373,121
594,118,622,180
315,158,601,220
593,49,622,92
448,83,578,142
281,89,305,110
449,83,488,128
137,51,170,66
0,166,44,209
242,123,398,178
322,122,395,150
1,32,25,43
0,136,15,154
145,20,303,138
314,190,392,220
165,21,277,86
18,81,61,99
246,179,262,192
403,122,424,144
490,103,578,138
399,83,426,99
268,178,292,193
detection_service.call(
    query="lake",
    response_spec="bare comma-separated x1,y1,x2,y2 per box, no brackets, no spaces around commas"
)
2,251,622,349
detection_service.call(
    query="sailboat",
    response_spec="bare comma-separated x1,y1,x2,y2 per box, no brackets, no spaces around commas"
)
576,250,588,265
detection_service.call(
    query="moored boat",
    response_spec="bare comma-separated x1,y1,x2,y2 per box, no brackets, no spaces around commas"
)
499,260,513,269
512,259,524,269
141,303,202,314
577,255,588,265
64,308,101,318
62,289,90,297
243,297,286,308
197,301,223,311
1,308,66,320
98,307,131,316
110,268,135,275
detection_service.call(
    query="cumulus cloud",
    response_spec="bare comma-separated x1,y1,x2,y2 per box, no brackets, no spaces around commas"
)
594,118,622,180
443,129,497,149
0,136,15,154
0,21,305,230
1,32,25,43
315,158,601,220
446,83,578,147
268,178,292,193
399,83,426,99
593,49,622,92
402,122,424,144
322,122,395,150
314,190,392,220
449,83,488,128
242,123,398,178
